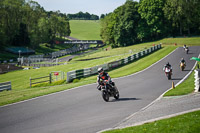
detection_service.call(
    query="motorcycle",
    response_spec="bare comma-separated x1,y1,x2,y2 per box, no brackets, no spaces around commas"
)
184,47,189,54
98,80,119,102
180,62,185,71
164,66,172,80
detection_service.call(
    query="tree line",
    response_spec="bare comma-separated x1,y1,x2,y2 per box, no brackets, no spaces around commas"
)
100,0,200,48
0,0,71,49
67,11,99,20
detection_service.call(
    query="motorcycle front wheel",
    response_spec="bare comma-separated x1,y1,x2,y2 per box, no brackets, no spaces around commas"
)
102,90,109,102
167,73,171,80
180,66,184,71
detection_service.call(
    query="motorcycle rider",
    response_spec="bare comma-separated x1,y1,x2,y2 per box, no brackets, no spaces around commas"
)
163,62,172,75
180,58,186,65
183,45,186,50
163,62,172,70
97,67,115,90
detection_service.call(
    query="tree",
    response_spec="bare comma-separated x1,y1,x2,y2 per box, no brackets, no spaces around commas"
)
0,0,26,46
138,0,168,40
100,13,115,46
100,14,105,19
12,23,30,46
100,0,140,47
67,12,99,20
164,0,200,36
0,0,71,49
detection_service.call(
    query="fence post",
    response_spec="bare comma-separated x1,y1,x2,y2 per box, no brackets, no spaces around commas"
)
49,73,52,84
9,81,12,90
30,77,32,87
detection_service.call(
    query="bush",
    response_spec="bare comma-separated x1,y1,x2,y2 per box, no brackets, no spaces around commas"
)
72,79,79,83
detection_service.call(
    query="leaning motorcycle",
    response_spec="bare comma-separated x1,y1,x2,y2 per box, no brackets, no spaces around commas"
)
185,47,189,54
180,62,185,71
98,80,119,102
164,67,172,80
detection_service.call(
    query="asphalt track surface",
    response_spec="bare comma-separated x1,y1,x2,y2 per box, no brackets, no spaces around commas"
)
0,46,199,133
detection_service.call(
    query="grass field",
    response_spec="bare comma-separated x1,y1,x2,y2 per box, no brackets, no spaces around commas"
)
104,110,200,133
69,20,101,40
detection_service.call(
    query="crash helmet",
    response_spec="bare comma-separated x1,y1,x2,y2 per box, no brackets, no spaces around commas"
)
98,67,104,74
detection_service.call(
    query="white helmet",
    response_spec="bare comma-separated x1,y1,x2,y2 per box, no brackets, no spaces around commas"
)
98,67,103,73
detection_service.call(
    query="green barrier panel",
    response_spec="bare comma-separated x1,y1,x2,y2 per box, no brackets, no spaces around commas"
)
138,52,141,58
147,49,149,54
121,59,125,65
128,56,131,62
76,69,84,78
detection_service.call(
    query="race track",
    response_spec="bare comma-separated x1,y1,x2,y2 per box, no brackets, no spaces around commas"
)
0,46,199,133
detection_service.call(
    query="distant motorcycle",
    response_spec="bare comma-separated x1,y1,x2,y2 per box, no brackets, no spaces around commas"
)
180,62,185,71
98,80,119,102
184,47,189,54
164,66,172,80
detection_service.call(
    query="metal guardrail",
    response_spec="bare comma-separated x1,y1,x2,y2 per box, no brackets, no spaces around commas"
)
0,81,11,92
66,44,162,82
194,69,200,92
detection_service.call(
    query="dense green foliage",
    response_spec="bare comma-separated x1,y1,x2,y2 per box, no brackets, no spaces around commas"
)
67,11,99,20
100,0,200,48
0,0,71,49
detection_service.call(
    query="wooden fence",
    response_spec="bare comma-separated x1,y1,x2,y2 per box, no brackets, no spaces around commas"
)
0,81,11,92
30,74,51,87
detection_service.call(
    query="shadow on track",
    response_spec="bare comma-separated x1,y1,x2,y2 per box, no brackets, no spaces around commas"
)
110,98,141,102
186,53,194,55
171,78,182,80
183,69,192,71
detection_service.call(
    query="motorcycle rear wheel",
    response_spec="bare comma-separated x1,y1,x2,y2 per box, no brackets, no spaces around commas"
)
114,88,119,100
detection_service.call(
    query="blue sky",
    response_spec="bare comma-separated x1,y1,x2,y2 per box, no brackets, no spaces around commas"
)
34,0,128,16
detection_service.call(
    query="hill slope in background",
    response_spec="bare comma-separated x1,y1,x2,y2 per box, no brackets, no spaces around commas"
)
69,20,101,40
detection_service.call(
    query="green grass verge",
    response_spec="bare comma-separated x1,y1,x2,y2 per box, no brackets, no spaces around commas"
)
35,43,73,55
104,110,200,133
69,20,101,40
164,71,195,96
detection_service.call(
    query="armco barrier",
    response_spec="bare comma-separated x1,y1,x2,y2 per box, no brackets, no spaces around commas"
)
67,44,161,82
0,81,11,92
194,69,200,92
